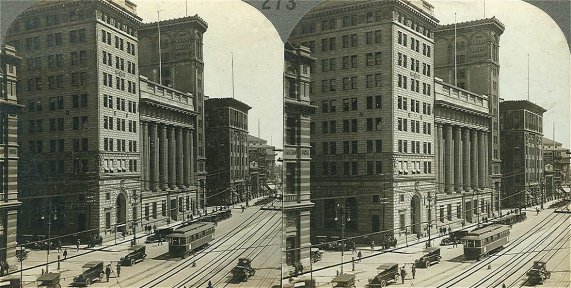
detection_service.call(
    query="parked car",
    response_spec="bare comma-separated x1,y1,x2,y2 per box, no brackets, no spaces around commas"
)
440,231,469,246
527,261,551,285
145,227,174,244
36,273,60,288
119,245,146,266
72,261,104,286
315,236,334,251
310,247,322,263
415,247,442,268
331,273,356,288
15,249,28,262
365,263,400,287
230,258,256,283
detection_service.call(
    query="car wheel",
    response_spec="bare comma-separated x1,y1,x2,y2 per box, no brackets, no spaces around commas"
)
426,262,430,268
85,279,91,286
380,280,387,287
394,275,399,283
130,259,135,266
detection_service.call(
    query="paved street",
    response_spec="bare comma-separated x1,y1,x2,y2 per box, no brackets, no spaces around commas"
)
306,203,570,288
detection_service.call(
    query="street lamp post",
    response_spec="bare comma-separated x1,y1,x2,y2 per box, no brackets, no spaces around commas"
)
130,191,139,246
335,203,350,275
427,193,432,248
41,207,56,273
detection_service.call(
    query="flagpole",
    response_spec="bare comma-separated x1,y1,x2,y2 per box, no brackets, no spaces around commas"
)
157,10,162,85
527,54,530,101
454,13,457,86
232,52,235,99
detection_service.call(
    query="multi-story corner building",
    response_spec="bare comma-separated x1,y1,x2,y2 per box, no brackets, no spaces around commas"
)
204,98,250,205
289,0,438,243
0,44,21,266
542,137,570,199
434,18,505,210
283,43,316,271
433,78,493,228
5,0,142,238
138,75,200,227
138,16,208,200
247,134,276,197
500,100,545,208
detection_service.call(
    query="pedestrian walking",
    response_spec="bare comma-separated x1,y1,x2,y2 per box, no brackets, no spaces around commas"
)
207,280,213,288
411,263,416,279
63,249,68,260
76,238,80,252
370,241,375,252
158,236,163,246
153,224,157,232
241,205,245,212
357,251,362,262
536,207,540,215
116,263,121,277
105,265,111,282
448,227,452,235
400,266,406,283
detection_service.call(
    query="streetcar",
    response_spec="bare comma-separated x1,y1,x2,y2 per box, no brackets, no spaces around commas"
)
461,224,510,260
167,222,215,258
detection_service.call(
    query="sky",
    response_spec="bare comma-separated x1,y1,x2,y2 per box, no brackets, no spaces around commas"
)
134,0,570,148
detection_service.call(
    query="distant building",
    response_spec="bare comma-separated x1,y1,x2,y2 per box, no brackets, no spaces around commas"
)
138,15,208,205
247,134,276,198
434,17,505,202
500,100,546,208
289,0,439,244
204,98,250,205
5,0,142,238
542,137,570,199
138,75,200,226
283,42,316,272
433,77,493,226
0,44,22,267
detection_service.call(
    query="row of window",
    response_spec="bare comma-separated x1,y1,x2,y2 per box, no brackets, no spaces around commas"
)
397,52,432,76
27,159,89,176
101,51,137,74
102,95,137,113
395,11,433,39
397,118,432,134
28,116,87,133
301,29,383,53
320,96,381,114
101,29,137,56
103,116,137,133
27,94,88,113
26,72,87,92
396,160,432,175
397,140,432,154
397,96,432,115
317,160,384,176
397,31,431,57
397,74,432,96
103,138,138,153
318,139,383,155
20,29,86,52
102,159,138,173
320,52,382,73
30,138,89,153
102,73,137,94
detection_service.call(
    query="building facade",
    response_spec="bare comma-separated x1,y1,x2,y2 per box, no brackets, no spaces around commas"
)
434,18,505,210
138,75,200,228
5,0,142,238
283,43,316,271
247,134,276,198
204,98,250,205
542,137,570,199
500,100,545,208
138,16,208,200
0,45,21,267
289,0,439,243
433,77,493,229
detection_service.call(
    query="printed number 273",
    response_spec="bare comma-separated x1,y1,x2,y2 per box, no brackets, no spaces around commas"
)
262,0,296,10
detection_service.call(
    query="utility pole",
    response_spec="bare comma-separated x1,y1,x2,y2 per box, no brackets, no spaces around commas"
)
335,204,350,275
131,191,139,246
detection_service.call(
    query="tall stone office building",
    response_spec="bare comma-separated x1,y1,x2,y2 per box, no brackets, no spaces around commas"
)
204,98,250,205
5,0,142,237
434,18,505,210
289,0,439,243
283,43,316,271
500,100,545,208
0,45,21,265
138,16,208,208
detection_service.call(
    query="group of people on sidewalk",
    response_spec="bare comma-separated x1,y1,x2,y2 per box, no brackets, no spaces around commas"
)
399,263,417,284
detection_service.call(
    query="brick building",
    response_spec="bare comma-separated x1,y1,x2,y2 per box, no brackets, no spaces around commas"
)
288,0,438,243
247,134,276,198
500,100,545,208
204,98,250,205
542,137,570,199
0,44,21,267
4,0,142,238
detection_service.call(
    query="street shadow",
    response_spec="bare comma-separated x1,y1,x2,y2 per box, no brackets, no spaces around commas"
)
152,251,178,261
447,254,472,263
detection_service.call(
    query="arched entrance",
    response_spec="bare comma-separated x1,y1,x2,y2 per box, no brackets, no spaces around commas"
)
116,193,127,232
410,195,421,235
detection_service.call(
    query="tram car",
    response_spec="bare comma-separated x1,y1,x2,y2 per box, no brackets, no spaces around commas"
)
493,211,527,226
167,222,215,258
461,224,510,260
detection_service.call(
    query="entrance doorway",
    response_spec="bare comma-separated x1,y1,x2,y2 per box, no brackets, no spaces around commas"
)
410,195,421,234
116,193,127,232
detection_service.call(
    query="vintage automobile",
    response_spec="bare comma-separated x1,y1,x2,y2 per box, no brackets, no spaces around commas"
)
440,231,469,246
15,248,28,261
526,261,551,285
365,263,400,288
230,258,256,283
415,247,442,268
331,274,356,288
380,236,397,249
72,261,104,286
315,236,334,251
0,276,20,288
145,226,175,244
36,273,61,288
119,245,146,266
282,277,317,288
310,247,322,263
334,240,356,252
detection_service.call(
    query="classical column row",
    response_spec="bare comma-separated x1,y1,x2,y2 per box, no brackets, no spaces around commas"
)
440,124,489,193
140,121,194,192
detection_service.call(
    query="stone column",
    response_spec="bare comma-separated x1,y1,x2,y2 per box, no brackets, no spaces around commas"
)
471,130,479,191
142,122,149,191
463,128,471,191
151,123,160,192
168,126,176,189
176,127,184,187
439,124,445,193
160,124,168,190
454,126,463,192
444,125,454,193
183,129,191,187
478,131,486,189
189,130,195,186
